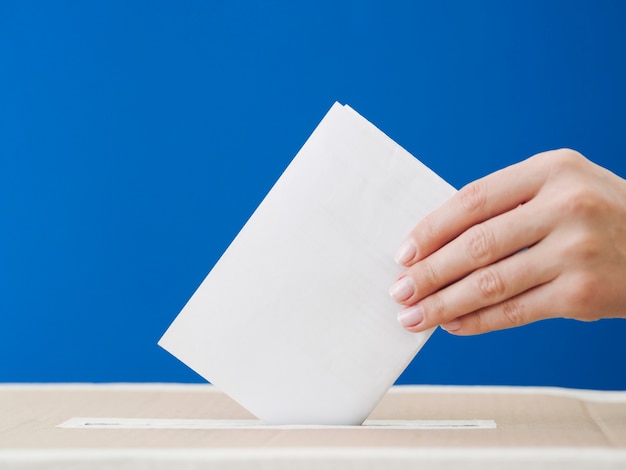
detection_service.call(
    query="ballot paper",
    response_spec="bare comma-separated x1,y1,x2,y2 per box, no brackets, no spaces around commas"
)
159,103,456,425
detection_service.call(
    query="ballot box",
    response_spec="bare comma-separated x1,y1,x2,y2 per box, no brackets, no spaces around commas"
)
1,384,625,469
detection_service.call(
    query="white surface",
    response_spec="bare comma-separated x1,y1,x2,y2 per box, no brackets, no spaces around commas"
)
4,383,626,403
2,448,626,470
57,417,496,430
390,385,626,403
6,385,626,469
158,103,457,425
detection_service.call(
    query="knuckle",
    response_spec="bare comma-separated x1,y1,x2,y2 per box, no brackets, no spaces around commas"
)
458,181,488,214
562,231,602,262
543,148,586,172
421,261,441,289
424,294,446,323
476,268,507,301
563,272,600,312
554,191,607,258
420,214,442,244
554,185,607,219
464,224,496,263
500,298,526,327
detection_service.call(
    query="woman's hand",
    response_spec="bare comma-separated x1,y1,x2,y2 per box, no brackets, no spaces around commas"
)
389,149,626,335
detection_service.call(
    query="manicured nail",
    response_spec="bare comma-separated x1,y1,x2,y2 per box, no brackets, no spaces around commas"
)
389,276,415,303
442,319,462,332
394,239,416,265
397,305,424,328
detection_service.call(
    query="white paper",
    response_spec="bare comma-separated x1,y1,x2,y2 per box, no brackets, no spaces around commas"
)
159,102,456,425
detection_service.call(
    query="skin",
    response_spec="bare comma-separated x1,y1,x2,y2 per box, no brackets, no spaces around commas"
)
389,148,626,335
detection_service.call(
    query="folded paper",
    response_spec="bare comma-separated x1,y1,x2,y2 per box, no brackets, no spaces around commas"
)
159,103,456,425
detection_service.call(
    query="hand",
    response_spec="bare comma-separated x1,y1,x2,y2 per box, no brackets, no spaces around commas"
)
389,149,626,335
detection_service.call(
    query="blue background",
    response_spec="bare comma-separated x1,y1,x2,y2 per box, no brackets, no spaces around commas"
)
1,1,625,389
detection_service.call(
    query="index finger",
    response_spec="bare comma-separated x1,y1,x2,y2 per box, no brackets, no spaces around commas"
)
395,152,552,266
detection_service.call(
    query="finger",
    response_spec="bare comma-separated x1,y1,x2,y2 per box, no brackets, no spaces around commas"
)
395,151,555,266
440,280,563,335
398,236,560,332
391,197,553,306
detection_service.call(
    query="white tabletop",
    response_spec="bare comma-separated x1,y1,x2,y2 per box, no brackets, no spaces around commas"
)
1,384,625,469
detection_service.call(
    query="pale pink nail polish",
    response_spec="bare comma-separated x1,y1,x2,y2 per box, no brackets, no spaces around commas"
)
389,276,415,303
397,305,424,328
394,239,416,265
442,319,462,332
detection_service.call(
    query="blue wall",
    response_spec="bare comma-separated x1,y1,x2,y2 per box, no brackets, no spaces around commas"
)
1,1,625,389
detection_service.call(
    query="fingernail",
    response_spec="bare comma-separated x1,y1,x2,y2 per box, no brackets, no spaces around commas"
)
442,319,462,332
397,305,424,328
394,239,416,265
389,276,415,302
